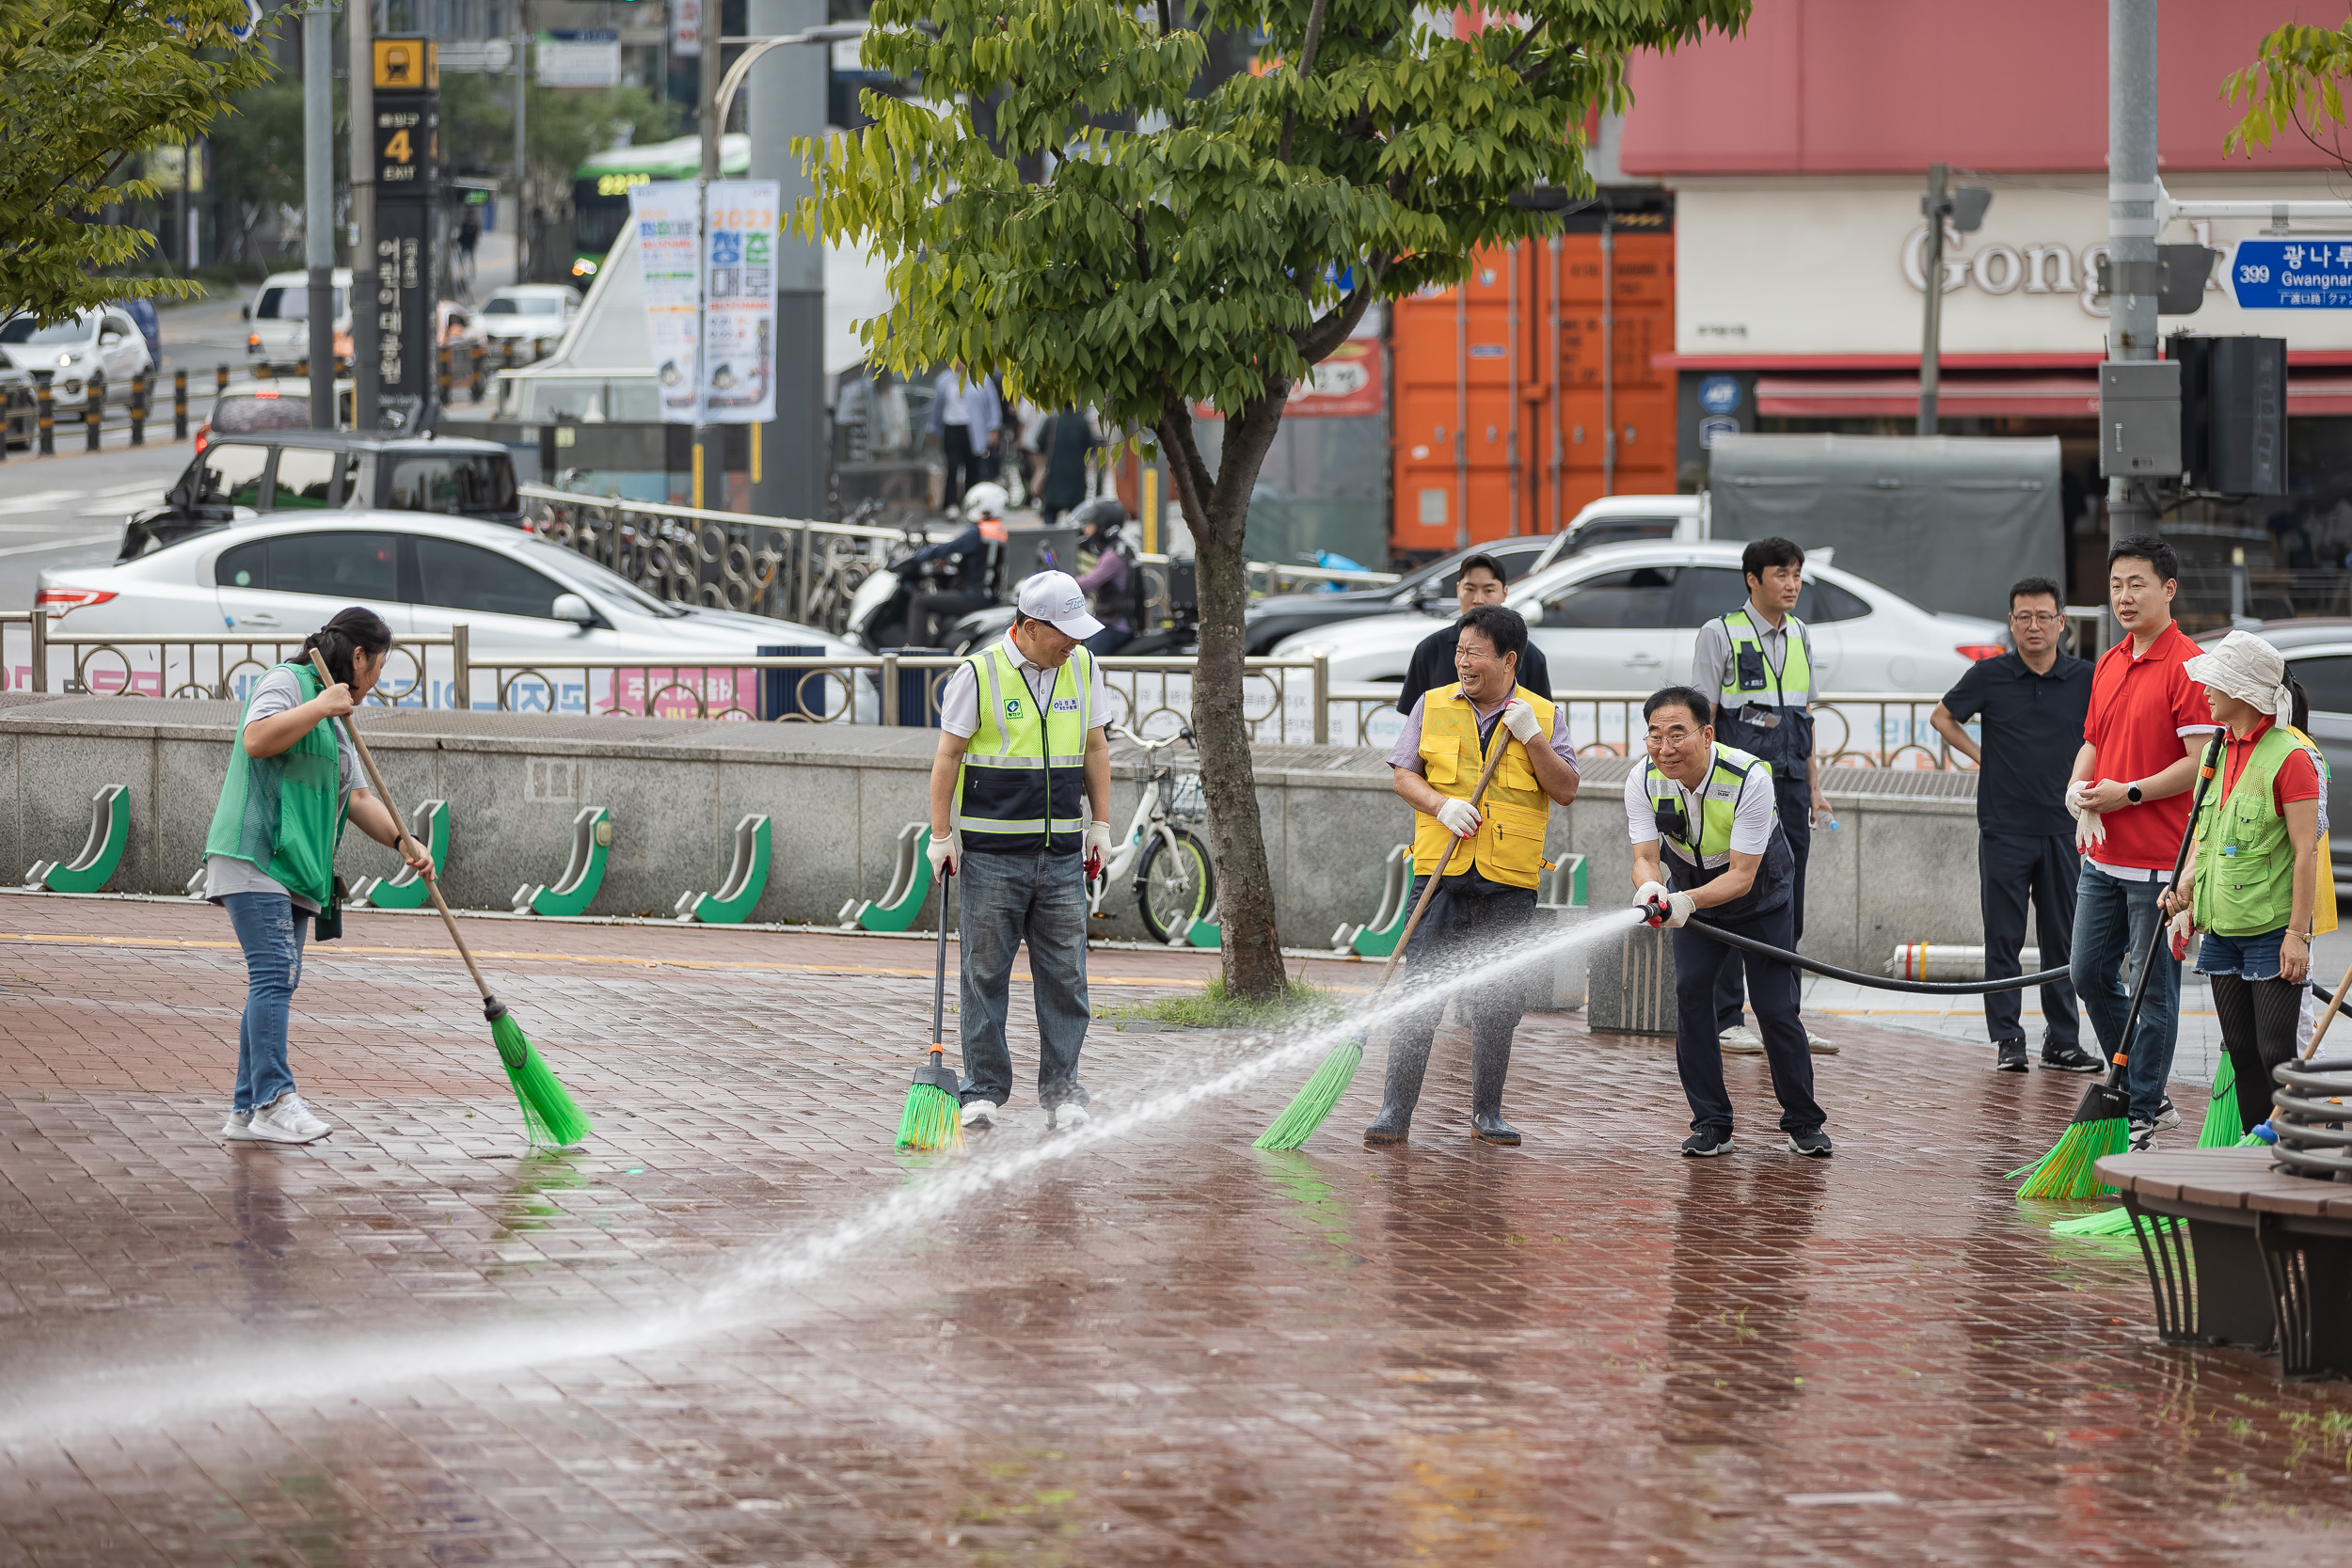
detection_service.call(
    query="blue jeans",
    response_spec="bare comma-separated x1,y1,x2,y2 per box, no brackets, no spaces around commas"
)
224,891,309,1113
2196,927,2288,981
2069,863,2179,1119
956,847,1091,1109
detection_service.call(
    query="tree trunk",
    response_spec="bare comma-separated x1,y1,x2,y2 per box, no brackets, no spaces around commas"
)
1157,386,1292,1001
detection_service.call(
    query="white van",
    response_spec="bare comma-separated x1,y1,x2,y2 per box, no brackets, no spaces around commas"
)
244,270,352,370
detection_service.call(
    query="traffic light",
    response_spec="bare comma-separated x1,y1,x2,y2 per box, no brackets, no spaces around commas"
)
2172,334,2285,495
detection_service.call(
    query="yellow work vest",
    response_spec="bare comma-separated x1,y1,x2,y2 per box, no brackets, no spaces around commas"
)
1411,683,1557,888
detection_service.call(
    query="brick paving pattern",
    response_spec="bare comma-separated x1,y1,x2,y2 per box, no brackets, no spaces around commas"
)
2,889,2350,1564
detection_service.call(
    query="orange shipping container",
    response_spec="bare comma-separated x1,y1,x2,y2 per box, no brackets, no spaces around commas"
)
1391,219,1677,561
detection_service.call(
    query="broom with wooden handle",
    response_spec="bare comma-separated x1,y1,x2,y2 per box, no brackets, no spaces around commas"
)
310,651,590,1149
1253,738,1512,1150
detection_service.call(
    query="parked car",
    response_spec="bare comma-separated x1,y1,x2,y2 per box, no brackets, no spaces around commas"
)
1243,496,1703,654
0,307,155,410
244,270,353,370
195,379,355,454
478,285,581,345
118,432,521,558
1272,539,2006,693
2194,619,2352,887
40,511,872,717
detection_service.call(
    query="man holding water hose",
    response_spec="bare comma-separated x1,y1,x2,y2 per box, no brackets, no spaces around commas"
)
1368,604,1581,1147
1629,687,1831,1158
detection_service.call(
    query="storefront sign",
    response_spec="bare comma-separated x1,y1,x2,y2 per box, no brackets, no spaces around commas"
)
2231,238,2352,309
1190,339,1384,420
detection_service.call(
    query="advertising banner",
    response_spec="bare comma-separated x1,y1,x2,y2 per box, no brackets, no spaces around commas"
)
700,179,779,424
630,181,703,423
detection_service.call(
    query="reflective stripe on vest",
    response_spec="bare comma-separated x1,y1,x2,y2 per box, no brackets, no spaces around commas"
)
1717,608,1814,709
1409,683,1557,889
1645,742,1770,870
954,641,1092,850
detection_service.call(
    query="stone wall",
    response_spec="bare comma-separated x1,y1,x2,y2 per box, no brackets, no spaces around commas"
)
0,693,1993,967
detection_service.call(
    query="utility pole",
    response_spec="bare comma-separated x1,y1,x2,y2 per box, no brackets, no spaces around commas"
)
692,11,721,507
1918,163,1947,436
2106,0,2160,549
514,6,529,287
748,0,826,519
304,3,336,428
349,0,378,432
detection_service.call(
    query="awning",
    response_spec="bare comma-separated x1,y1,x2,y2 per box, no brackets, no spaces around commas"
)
1753,369,2352,420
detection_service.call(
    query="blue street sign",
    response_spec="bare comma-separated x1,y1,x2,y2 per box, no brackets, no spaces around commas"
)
1699,374,1742,414
2231,239,2352,309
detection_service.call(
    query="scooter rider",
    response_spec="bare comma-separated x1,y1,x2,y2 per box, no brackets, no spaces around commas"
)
903,483,1011,647
1072,497,1144,656
1629,685,1831,1159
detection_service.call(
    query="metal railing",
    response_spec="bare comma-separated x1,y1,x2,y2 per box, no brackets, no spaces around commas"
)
1,613,469,705
1329,685,1981,769
1248,562,1400,594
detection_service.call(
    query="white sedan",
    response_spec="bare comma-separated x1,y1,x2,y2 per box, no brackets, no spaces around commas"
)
36,511,872,719
1271,540,2007,692
478,285,581,344
0,308,155,411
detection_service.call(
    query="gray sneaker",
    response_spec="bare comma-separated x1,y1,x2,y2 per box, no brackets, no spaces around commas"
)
1718,1025,1766,1055
2152,1097,2181,1132
220,1109,257,1142
247,1092,329,1145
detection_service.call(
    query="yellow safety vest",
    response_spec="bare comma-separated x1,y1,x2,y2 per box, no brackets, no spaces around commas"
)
954,641,1095,855
1411,683,1557,888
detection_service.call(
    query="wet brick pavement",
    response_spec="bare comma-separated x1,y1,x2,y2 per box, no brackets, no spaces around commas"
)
5,890,2352,1565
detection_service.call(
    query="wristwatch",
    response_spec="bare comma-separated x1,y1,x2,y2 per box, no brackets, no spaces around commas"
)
2125,782,2144,804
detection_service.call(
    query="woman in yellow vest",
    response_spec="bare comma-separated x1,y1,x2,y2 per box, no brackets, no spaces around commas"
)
2164,630,2333,1139
1368,605,1581,1146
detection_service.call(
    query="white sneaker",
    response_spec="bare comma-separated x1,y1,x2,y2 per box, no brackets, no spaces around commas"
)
1049,1102,1091,1131
959,1101,995,1131
220,1109,257,1142
248,1092,330,1145
1806,1034,1840,1055
1719,1025,1766,1055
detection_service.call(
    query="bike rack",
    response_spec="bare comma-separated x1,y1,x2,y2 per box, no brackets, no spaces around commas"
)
355,800,451,910
1331,843,1414,958
1538,853,1587,911
515,806,612,917
675,814,771,925
1168,909,1222,950
24,784,128,894
836,821,934,931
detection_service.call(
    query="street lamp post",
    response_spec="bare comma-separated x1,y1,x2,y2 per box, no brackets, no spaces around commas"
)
1916,163,1990,437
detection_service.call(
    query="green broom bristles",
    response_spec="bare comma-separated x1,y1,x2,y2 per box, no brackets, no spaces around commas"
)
1254,1037,1363,1150
488,1003,592,1149
2010,1116,2131,1199
2051,1203,2138,1239
897,1050,964,1152
2199,1053,2241,1148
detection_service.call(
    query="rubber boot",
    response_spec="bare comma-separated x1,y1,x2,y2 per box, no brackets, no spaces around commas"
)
1365,1033,1434,1146
1469,1022,1519,1146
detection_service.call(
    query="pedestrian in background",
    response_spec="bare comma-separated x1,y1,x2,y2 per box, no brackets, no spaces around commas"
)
931,362,1000,512
2066,533,2220,1151
201,609,432,1146
1038,405,1097,527
1395,553,1553,717
1689,537,1836,1058
1930,576,2096,1073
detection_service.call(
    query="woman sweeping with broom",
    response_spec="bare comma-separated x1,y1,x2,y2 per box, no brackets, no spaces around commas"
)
2161,630,2329,1140
203,608,431,1145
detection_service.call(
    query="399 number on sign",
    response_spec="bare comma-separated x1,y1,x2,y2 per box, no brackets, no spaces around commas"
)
2241,263,2272,284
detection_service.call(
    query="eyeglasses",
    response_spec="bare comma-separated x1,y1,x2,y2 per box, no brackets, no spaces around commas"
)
1647,725,1703,746
2008,611,2065,626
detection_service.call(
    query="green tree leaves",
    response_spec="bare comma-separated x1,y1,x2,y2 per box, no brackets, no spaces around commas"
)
2225,20,2352,158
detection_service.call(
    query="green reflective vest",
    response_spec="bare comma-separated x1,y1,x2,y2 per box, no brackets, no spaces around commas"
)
202,662,348,908
2192,726,2321,938
1643,741,1794,916
1715,607,1816,781
954,641,1095,855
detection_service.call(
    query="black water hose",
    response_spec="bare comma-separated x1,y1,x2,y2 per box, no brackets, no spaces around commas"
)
1677,917,2074,996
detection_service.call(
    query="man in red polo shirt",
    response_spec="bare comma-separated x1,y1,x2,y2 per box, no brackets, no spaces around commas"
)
2067,533,2220,1149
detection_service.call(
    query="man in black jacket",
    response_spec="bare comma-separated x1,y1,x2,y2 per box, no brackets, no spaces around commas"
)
1395,553,1554,715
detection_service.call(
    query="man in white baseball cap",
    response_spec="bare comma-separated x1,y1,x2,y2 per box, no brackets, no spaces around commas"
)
926,569,1114,1131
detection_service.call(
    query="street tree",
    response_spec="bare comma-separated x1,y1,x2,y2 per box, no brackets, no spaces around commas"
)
0,0,275,322
807,0,1750,998
2223,14,2352,156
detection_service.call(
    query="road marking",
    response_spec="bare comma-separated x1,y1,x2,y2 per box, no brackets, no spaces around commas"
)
0,491,85,515
0,532,117,559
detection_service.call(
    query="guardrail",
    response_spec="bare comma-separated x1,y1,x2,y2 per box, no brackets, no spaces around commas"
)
1,613,468,705
1248,562,1401,594
1328,685,1980,769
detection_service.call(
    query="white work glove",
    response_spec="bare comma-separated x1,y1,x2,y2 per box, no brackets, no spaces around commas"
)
2074,807,2106,855
1661,890,1698,927
2064,780,2098,822
2169,906,2195,961
1501,698,1542,744
927,831,960,879
1634,879,1668,926
1435,797,1483,838
1084,820,1113,859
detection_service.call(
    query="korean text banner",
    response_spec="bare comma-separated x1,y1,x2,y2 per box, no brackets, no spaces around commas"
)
700,180,779,425
629,181,701,423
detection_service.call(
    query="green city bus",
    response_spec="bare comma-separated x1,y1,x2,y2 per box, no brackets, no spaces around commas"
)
569,133,750,281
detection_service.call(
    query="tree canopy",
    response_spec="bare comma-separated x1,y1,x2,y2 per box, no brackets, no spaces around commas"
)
0,0,276,322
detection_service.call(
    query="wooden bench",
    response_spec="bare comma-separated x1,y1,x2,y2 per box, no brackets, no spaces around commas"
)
2095,1148,2352,1381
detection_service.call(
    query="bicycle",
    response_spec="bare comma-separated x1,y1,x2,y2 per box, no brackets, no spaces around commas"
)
1092,722,1217,945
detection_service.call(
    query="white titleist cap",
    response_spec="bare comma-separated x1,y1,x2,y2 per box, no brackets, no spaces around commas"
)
1015,570,1104,640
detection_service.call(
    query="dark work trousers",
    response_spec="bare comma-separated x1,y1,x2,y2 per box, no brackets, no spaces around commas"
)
1979,831,2081,1049
1378,871,1537,1119
942,422,983,505
1713,776,1812,1032
1676,899,1824,1137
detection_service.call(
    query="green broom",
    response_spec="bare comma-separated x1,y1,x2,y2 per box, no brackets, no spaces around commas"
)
897,865,963,1151
1255,737,1511,1150
2053,1054,2249,1238
2010,737,2220,1201
312,652,591,1149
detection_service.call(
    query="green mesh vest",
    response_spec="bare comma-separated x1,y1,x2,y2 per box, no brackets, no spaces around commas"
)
203,662,348,908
